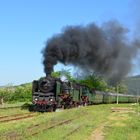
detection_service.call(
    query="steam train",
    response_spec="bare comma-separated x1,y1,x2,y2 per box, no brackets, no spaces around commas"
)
30,76,138,112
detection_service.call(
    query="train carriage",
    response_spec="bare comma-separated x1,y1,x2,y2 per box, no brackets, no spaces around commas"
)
92,91,104,104
127,95,137,103
103,92,117,104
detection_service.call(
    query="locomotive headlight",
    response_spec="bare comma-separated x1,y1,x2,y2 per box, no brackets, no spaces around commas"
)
34,97,38,101
49,98,53,102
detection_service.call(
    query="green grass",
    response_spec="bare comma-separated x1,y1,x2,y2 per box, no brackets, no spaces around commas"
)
31,105,110,140
104,105,140,140
0,103,140,140
0,102,30,108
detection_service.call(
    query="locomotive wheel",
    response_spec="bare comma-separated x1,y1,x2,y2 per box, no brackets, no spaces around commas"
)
64,103,71,109
47,106,54,112
29,104,34,112
53,105,57,111
29,104,37,112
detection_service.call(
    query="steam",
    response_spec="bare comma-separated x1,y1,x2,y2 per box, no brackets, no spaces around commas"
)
42,20,140,84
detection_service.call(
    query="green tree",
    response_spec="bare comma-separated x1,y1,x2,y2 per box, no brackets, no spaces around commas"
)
51,71,61,78
0,83,32,103
78,73,108,91
115,83,128,94
51,69,75,81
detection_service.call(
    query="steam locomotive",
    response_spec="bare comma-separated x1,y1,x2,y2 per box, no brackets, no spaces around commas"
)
30,76,138,112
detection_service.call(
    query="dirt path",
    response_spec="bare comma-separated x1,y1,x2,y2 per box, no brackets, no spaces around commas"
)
87,107,134,140
88,123,107,140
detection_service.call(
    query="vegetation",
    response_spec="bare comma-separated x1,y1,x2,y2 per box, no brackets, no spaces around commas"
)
77,74,108,90
51,69,75,81
0,104,139,140
0,83,32,103
124,75,140,95
104,105,140,140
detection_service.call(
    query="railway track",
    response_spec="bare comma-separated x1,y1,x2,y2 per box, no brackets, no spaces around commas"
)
0,112,36,123
30,118,73,136
0,106,22,110
0,114,83,140
26,112,87,137
0,118,73,140
62,125,81,139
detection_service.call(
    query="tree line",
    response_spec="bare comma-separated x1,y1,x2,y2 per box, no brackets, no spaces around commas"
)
0,83,32,104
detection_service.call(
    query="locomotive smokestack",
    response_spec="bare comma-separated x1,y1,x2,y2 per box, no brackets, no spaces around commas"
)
42,20,140,85
44,62,53,77
46,73,50,77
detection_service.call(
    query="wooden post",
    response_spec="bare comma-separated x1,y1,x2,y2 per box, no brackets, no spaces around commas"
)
136,88,139,115
0,97,4,106
116,85,118,104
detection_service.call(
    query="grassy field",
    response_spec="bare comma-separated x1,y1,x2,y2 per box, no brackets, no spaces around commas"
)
0,103,139,140
0,102,30,109
104,105,140,140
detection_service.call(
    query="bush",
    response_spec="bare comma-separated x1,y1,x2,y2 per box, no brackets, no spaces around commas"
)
0,83,32,103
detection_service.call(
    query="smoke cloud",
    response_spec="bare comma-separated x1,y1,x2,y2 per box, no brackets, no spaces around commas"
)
42,20,140,84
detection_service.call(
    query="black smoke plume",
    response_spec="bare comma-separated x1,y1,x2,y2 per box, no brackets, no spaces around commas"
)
42,21,140,84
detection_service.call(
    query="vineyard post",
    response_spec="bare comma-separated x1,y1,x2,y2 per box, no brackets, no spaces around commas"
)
116,85,118,104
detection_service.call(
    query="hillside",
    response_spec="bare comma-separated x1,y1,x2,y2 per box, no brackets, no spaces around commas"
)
124,75,140,95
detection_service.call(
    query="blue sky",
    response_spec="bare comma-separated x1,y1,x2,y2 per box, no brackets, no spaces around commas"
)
0,0,139,85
